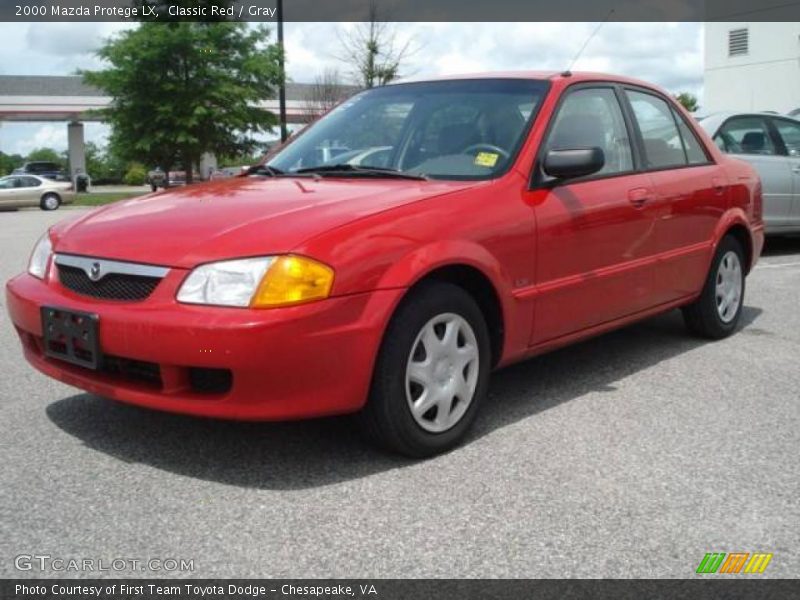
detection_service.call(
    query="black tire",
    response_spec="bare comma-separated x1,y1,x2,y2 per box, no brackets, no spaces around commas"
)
358,281,492,457
151,184,158,192
682,235,746,339
40,193,60,211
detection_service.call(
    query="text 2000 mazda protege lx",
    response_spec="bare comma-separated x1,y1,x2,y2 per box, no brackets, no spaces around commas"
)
6,72,764,456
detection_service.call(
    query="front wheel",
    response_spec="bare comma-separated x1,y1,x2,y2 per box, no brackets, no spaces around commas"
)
682,235,746,339
358,281,491,457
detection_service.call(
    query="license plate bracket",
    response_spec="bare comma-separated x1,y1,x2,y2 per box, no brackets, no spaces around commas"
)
41,306,101,370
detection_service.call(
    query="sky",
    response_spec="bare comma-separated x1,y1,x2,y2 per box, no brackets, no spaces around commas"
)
0,21,704,157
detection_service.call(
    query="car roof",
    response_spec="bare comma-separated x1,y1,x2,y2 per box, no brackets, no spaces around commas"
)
391,71,670,94
389,71,669,95
698,111,800,133
1,173,43,180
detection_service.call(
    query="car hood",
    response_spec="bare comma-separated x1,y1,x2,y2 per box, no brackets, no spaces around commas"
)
51,176,481,268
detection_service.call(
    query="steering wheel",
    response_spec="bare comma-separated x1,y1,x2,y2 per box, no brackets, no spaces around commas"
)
461,143,510,159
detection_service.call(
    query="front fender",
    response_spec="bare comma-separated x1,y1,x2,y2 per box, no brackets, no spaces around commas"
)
375,239,509,291
373,239,531,365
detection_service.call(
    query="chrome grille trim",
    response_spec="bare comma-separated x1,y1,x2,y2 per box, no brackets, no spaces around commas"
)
54,254,170,281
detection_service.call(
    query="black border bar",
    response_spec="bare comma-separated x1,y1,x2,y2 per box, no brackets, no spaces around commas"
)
2,0,800,22
3,579,800,600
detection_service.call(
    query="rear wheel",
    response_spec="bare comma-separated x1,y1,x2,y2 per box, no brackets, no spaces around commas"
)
40,193,60,211
682,235,745,339
358,281,491,457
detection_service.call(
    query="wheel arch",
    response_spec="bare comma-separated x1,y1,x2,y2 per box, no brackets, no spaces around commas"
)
723,223,753,274
408,264,505,367
372,241,512,368
709,210,756,274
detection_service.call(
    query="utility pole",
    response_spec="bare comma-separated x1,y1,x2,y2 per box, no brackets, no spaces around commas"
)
277,0,288,142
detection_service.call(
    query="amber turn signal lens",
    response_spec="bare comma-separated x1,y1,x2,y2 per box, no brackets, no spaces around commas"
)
250,255,334,308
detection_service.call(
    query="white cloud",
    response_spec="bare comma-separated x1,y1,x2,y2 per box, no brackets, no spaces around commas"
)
0,22,133,76
280,22,703,97
4,123,66,156
0,22,705,156
0,122,110,157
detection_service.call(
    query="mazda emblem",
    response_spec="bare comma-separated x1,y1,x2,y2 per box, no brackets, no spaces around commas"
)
89,262,102,281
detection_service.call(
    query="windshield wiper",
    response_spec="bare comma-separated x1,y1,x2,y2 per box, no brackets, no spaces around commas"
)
246,164,285,177
294,164,428,181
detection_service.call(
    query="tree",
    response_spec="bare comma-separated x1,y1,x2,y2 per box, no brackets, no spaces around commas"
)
674,92,699,113
82,22,284,183
0,151,24,176
83,142,127,184
302,69,354,123
26,147,64,165
337,1,415,88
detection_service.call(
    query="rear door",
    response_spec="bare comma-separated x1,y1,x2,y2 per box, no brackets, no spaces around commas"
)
769,116,800,228
623,88,727,303
714,115,793,229
528,84,661,345
18,176,43,207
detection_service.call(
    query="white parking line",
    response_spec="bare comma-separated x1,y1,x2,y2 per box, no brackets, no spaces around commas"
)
757,261,800,269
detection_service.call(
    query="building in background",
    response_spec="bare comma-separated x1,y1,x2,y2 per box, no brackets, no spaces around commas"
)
704,22,800,115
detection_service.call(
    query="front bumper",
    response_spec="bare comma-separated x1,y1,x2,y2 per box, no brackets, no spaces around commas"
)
6,271,402,420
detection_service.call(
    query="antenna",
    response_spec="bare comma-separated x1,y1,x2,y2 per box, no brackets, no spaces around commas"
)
562,9,615,76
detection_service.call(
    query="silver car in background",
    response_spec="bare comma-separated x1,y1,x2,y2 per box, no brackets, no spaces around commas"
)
699,112,800,234
0,174,74,211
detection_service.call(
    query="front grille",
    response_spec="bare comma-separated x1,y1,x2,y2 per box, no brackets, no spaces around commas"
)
58,265,160,301
101,355,162,388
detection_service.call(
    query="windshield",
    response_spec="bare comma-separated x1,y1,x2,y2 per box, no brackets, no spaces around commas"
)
267,78,549,180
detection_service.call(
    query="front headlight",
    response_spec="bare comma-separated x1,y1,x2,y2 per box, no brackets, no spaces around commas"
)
177,255,334,308
28,233,52,279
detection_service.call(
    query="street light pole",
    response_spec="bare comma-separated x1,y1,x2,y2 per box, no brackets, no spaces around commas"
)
277,0,288,143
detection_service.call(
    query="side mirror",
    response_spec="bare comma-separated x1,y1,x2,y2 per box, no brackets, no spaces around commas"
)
543,147,605,180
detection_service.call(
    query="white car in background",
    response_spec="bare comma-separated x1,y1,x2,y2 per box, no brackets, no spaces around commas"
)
698,112,800,234
0,174,74,211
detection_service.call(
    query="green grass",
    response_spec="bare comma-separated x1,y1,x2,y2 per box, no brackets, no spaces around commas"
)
72,192,147,207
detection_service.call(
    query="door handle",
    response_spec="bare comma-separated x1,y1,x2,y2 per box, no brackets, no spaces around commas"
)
711,176,726,195
792,165,800,174
628,187,652,207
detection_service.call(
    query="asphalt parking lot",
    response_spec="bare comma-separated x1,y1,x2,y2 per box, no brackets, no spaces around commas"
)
1,208,798,579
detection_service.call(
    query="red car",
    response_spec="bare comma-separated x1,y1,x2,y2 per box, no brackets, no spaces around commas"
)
6,72,764,456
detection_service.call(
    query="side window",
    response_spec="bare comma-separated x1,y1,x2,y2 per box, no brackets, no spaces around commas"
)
21,177,40,188
715,117,776,156
672,109,709,164
626,90,686,168
773,118,800,157
545,87,633,176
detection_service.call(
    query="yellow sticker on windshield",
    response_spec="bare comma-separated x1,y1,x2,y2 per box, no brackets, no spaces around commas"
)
474,152,499,167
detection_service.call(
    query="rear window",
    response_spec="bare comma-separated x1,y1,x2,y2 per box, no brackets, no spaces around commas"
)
626,90,709,167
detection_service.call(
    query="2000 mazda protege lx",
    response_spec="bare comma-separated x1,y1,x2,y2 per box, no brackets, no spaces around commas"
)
6,72,764,456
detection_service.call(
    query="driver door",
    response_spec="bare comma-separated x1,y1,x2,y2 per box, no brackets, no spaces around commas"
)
527,85,661,345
